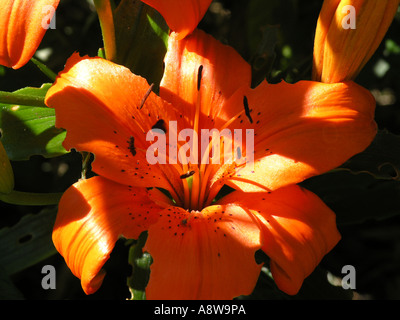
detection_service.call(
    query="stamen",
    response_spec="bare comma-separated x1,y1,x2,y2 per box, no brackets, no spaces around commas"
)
243,95,253,124
197,65,203,91
180,170,195,179
139,83,154,109
188,66,204,211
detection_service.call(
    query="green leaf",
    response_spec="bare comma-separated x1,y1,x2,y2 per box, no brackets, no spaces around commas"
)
249,25,279,87
0,265,24,299
0,206,57,276
127,231,151,300
302,171,400,225
30,57,57,82
0,84,67,161
113,0,169,92
239,265,353,300
0,140,14,194
302,131,400,225
0,190,62,206
340,130,400,181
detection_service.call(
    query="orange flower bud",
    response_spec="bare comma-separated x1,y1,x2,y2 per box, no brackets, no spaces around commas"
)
0,0,60,69
313,0,399,83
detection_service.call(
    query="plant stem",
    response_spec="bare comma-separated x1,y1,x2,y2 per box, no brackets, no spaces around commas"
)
30,57,57,82
94,0,117,61
0,190,62,206
0,90,46,107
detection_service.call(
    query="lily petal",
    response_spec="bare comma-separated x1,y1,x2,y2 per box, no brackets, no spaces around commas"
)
160,29,252,129
0,0,59,69
217,80,377,192
313,0,400,83
144,205,262,299
219,185,341,295
52,176,162,294
141,0,212,40
45,53,185,198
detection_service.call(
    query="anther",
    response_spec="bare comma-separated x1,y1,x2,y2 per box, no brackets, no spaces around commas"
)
243,95,253,124
197,65,204,91
180,170,195,179
139,83,154,109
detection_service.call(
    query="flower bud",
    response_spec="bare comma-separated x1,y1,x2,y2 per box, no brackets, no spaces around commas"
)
313,0,399,83
0,0,60,69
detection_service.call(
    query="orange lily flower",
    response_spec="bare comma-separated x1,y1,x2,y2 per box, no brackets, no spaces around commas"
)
141,0,212,39
45,29,377,298
0,0,59,69
313,0,400,83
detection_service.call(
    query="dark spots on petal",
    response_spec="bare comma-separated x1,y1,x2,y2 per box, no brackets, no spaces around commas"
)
128,136,136,156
